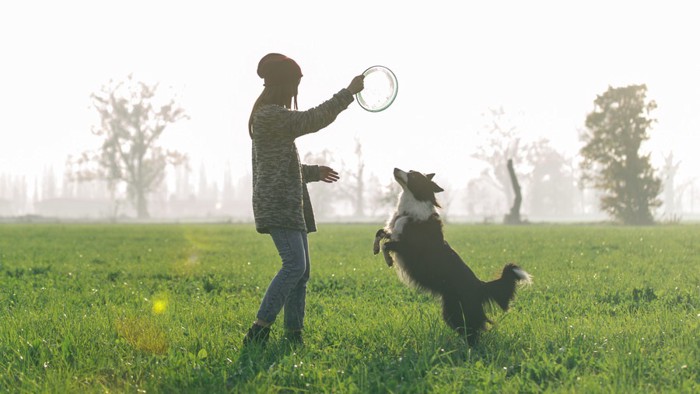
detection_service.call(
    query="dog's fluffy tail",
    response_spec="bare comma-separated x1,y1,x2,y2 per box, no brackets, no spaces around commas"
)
483,263,532,311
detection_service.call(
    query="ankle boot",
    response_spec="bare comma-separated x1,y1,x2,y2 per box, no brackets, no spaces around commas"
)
243,324,270,346
284,330,303,345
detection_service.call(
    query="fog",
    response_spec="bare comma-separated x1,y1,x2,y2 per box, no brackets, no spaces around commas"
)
1,1,699,223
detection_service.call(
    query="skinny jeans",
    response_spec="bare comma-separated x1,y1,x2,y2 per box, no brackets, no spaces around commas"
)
256,227,310,331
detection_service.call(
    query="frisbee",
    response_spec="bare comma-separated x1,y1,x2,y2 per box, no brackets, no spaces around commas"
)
356,65,398,112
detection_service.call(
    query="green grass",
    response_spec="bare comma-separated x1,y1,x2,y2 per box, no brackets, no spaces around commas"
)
0,223,698,393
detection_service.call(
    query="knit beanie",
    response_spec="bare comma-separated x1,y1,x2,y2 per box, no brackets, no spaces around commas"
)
257,53,303,86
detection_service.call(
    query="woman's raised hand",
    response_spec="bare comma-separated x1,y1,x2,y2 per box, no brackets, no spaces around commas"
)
347,75,365,95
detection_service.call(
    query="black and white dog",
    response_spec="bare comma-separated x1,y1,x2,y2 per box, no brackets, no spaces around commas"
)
373,168,531,345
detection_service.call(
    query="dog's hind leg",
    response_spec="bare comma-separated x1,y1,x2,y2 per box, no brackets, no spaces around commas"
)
441,296,467,333
442,296,487,346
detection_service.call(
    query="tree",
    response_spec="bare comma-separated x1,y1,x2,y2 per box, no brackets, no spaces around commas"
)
365,174,390,219
304,149,340,219
41,166,58,200
220,162,236,214
503,159,523,224
473,107,523,212
75,75,188,218
337,138,366,218
525,138,575,218
465,171,502,221
660,152,681,219
374,179,402,218
579,84,661,225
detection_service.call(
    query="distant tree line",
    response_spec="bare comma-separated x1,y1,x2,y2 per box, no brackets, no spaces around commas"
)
2,77,697,224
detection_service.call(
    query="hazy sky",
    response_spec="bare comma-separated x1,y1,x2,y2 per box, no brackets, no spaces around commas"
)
2,0,699,194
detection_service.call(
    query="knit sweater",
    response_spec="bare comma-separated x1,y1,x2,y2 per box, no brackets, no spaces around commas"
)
251,88,354,234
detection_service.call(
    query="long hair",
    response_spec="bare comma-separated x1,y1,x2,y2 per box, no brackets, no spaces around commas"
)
248,82,299,138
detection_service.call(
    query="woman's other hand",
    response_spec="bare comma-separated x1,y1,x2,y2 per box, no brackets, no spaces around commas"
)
319,166,340,183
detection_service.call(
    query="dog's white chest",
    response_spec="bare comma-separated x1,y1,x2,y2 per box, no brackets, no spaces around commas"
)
386,192,436,240
389,216,409,241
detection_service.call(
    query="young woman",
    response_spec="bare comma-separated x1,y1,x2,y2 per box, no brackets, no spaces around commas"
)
244,53,364,345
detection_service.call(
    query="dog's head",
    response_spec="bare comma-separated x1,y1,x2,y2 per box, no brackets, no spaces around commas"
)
393,168,444,207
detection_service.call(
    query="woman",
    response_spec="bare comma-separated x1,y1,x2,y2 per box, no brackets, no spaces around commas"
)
244,53,364,345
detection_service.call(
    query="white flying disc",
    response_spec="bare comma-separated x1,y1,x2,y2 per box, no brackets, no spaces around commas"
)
356,66,398,112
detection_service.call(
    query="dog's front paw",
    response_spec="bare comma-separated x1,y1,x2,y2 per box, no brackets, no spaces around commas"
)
382,248,394,267
382,241,399,267
373,229,388,255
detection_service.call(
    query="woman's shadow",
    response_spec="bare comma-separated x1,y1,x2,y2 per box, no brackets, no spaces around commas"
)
226,339,298,389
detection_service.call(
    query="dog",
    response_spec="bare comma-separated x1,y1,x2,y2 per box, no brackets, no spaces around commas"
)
373,168,532,345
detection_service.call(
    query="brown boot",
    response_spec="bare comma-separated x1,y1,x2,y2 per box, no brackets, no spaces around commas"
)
243,324,270,346
283,330,303,346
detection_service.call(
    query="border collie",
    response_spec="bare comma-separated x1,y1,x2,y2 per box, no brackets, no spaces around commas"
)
373,168,532,345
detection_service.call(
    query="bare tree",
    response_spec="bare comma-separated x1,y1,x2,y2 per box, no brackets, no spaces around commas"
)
437,179,456,223
221,162,236,214
304,149,340,219
375,180,402,217
472,107,523,210
73,75,188,218
365,174,387,219
337,138,366,218
41,166,58,200
661,152,681,218
525,138,576,218
503,159,523,224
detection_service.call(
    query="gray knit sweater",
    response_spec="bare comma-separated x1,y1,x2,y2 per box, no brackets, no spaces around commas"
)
251,88,354,234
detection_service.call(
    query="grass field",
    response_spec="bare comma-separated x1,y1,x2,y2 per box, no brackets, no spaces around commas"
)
0,223,698,393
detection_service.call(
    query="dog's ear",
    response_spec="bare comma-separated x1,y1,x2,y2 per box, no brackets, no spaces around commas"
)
432,182,444,193
426,173,435,180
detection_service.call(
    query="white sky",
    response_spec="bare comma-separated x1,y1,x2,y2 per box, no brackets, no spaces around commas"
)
1,0,699,193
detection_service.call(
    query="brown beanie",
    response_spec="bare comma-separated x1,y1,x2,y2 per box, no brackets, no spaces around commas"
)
257,53,303,86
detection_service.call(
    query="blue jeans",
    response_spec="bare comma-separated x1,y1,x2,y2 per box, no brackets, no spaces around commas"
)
256,228,310,331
